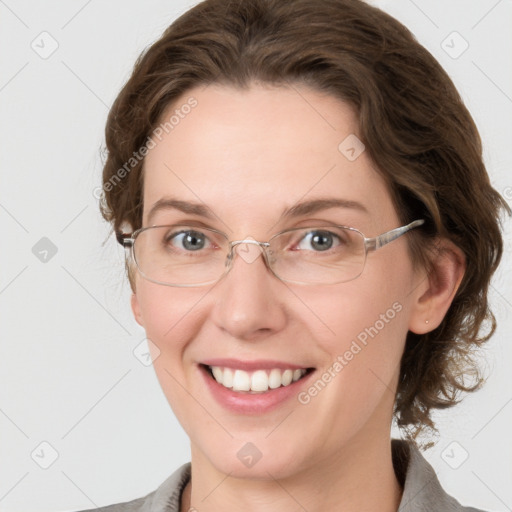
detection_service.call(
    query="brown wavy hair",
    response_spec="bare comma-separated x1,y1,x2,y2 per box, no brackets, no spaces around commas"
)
99,0,510,441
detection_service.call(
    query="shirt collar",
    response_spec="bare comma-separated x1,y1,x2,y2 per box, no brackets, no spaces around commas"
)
393,439,480,511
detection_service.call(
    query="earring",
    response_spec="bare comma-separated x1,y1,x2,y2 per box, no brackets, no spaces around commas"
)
425,320,429,324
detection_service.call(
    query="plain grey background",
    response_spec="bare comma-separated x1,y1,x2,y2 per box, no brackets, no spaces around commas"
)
0,1,511,511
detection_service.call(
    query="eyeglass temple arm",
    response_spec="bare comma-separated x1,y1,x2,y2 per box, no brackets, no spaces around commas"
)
364,219,425,252
116,231,133,247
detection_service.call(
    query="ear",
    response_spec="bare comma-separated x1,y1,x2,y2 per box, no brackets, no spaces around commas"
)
408,238,466,334
131,292,145,327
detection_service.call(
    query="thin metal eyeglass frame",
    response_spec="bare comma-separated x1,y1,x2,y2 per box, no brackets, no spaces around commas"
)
116,219,425,287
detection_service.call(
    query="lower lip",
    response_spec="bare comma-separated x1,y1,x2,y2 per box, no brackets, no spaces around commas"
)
199,365,315,415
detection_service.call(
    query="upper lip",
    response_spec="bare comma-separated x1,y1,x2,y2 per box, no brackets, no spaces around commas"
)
200,358,313,371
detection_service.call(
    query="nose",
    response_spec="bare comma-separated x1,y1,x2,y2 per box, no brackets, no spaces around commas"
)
210,241,287,341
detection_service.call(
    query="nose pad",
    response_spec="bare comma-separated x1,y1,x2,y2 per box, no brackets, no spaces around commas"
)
237,237,266,264
225,238,269,271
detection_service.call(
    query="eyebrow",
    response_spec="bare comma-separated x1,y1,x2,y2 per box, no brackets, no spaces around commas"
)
280,197,368,219
146,196,368,224
147,198,215,223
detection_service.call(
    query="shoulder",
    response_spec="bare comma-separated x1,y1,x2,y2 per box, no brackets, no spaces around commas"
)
393,439,489,512
70,463,191,512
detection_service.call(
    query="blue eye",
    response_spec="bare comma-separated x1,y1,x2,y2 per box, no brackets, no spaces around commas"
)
296,230,341,251
168,230,211,251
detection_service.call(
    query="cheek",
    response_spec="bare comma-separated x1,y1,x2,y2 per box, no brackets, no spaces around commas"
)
312,253,412,378
135,283,206,356
299,290,408,438
310,268,408,348
135,284,209,422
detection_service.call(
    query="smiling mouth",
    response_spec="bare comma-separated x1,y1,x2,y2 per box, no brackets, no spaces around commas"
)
202,364,314,393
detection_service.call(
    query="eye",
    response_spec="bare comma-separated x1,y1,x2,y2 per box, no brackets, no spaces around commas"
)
296,230,342,252
166,229,212,252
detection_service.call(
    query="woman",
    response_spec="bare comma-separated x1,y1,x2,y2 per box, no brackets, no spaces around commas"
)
82,0,510,510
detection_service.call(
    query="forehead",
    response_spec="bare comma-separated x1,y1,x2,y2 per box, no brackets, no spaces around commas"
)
141,83,397,233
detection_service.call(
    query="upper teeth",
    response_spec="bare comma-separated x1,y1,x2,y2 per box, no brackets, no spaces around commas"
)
210,366,307,393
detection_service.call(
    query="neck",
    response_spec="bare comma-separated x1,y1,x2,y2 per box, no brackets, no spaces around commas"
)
181,433,403,512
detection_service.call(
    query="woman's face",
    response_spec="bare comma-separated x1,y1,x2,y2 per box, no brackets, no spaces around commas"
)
131,83,425,479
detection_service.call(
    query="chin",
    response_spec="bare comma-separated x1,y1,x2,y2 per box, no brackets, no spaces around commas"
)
194,435,312,481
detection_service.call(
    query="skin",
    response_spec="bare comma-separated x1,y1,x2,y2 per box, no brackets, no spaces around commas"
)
130,82,465,512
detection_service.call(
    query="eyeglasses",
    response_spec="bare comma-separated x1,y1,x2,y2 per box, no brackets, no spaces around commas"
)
117,219,424,287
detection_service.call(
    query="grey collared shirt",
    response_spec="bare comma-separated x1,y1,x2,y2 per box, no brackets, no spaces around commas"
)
75,440,487,511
